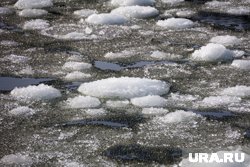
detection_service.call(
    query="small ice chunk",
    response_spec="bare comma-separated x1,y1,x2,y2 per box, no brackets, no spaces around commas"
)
231,60,250,70
64,71,91,81
0,153,33,165
161,0,184,5
104,50,134,59
4,54,30,63
18,66,34,75
153,110,199,123
18,9,48,17
176,10,196,18
66,96,101,109
9,106,35,116
227,7,250,15
23,19,49,30
86,13,128,25
110,0,155,7
0,41,19,46
156,18,194,29
62,62,92,71
210,35,241,46
202,96,241,106
205,1,231,8
85,108,106,115
191,43,234,62
141,107,169,115
74,9,97,18
10,84,61,101
111,6,159,19
131,95,167,107
221,86,250,97
106,100,130,108
0,7,13,15
150,50,182,60
14,0,53,9
78,77,170,99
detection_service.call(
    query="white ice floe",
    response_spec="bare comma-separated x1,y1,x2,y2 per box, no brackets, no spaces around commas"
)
14,0,53,9
86,13,128,25
156,18,194,29
4,54,30,63
23,19,49,30
106,100,130,108
64,71,91,81
18,9,48,17
141,107,169,115
78,77,170,99
202,96,241,106
111,6,159,19
153,110,200,124
0,40,19,46
0,7,13,15
150,50,183,60
104,50,134,59
131,95,167,107
209,35,241,46
227,7,250,15
66,96,101,109
191,43,234,62
232,50,245,58
110,0,155,6
176,10,196,18
231,60,250,70
161,0,184,5
62,62,92,71
11,84,61,101
9,106,35,116
85,108,107,115
221,86,250,97
0,153,33,165
205,0,231,8
74,9,97,18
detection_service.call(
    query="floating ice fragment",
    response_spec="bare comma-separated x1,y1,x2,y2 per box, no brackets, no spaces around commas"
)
9,106,35,116
221,86,250,97
74,9,97,18
18,9,48,17
106,100,130,108
156,18,194,29
209,35,241,46
110,0,155,6
62,62,92,71
14,0,53,9
131,95,167,107
202,96,241,106
0,153,33,165
205,1,231,8
231,60,250,70
104,50,134,59
85,108,107,115
227,7,250,15
141,107,169,115
161,0,184,5
23,19,49,30
66,96,101,109
0,7,13,15
4,54,30,63
86,13,128,25
64,71,91,81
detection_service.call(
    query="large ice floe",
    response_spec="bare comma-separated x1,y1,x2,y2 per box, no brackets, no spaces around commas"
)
220,86,250,98
66,96,101,109
110,0,155,6
86,13,128,25
191,43,234,62
10,84,61,101
14,0,53,9
111,6,159,19
131,95,167,107
18,9,48,18
23,19,50,30
231,60,250,70
209,35,241,46
156,18,194,29
78,77,170,99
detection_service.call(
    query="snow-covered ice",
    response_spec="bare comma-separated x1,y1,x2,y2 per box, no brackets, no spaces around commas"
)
231,60,250,70
23,19,50,30
9,106,35,116
220,86,250,97
106,100,130,108
18,9,48,17
0,153,33,165
141,107,169,115
62,62,92,71
78,77,170,99
86,13,128,25
131,95,167,107
74,9,97,18
156,18,194,29
191,43,234,62
111,6,159,19
14,0,53,9
176,10,196,18
64,71,91,81
66,96,101,109
110,0,155,7
202,96,241,106
10,84,61,101
209,35,241,46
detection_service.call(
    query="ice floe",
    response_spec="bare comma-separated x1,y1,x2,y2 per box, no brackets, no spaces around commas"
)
4,54,30,63
150,50,182,60
191,43,234,62
74,9,97,18
66,96,101,109
0,7,13,15
86,13,128,25
0,40,19,46
205,0,231,8
227,7,250,15
62,62,92,71
131,95,167,107
104,50,134,59
176,10,196,18
85,108,107,116
209,35,241,46
18,9,48,17
10,84,61,101
9,106,35,116
64,71,91,81
78,77,170,99
23,19,50,30
202,96,241,106
110,0,155,6
161,0,184,5
14,0,53,9
141,107,169,115
231,60,250,70
220,86,250,97
0,153,33,165
106,100,130,108
156,18,194,29
111,6,159,19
